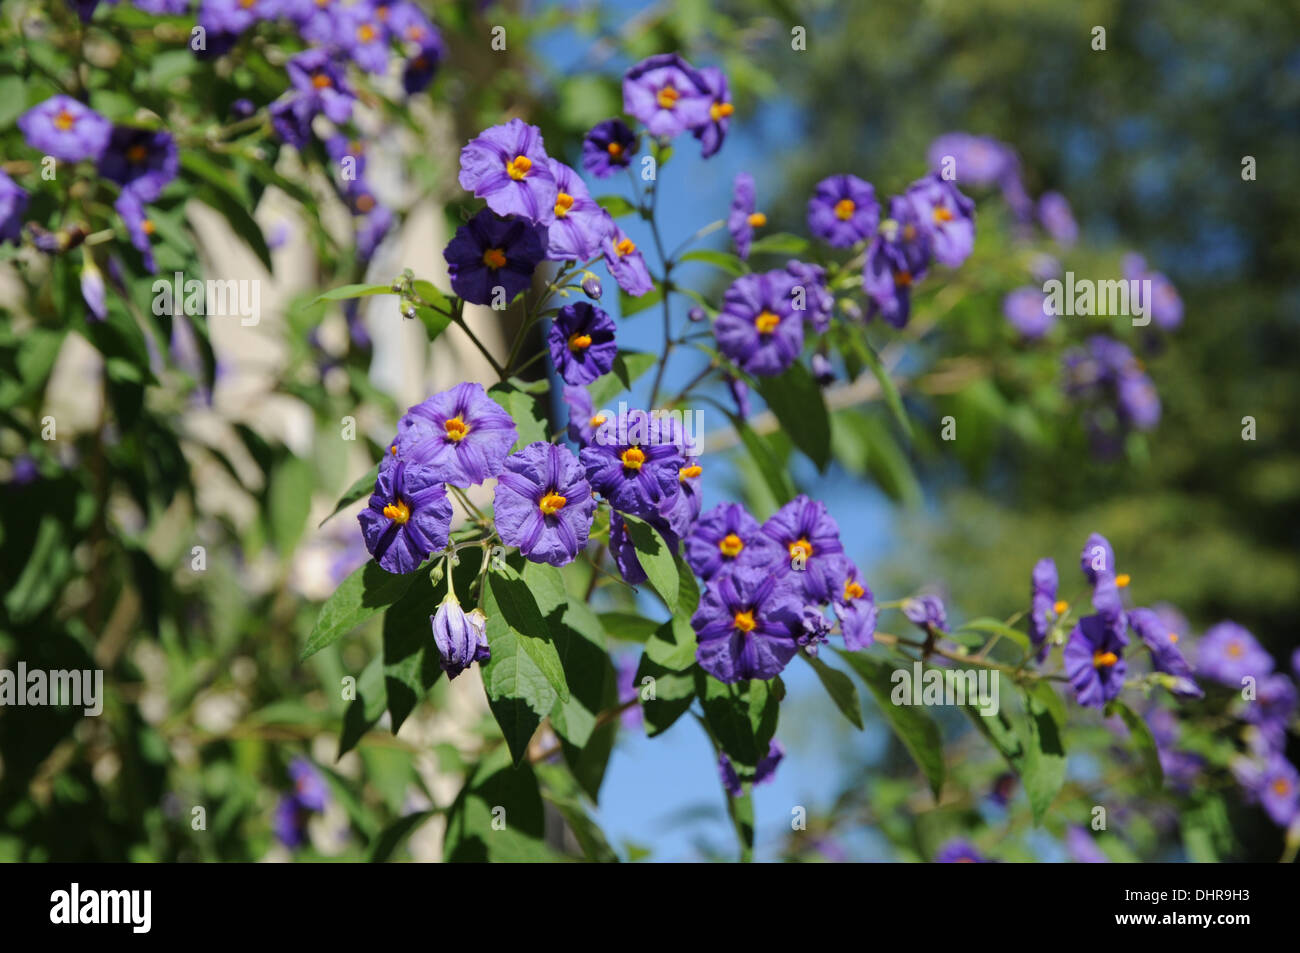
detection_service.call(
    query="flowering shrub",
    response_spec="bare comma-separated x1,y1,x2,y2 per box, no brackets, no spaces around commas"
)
0,0,1295,864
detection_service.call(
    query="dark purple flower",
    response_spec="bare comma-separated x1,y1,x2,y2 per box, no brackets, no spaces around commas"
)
287,48,355,124
714,269,804,377
905,172,975,268
761,494,845,604
1065,826,1107,863
1,171,30,245
728,172,764,260
786,259,833,332
756,739,785,783
797,606,832,654
582,273,603,300
606,514,650,585
1037,191,1077,245
493,442,595,566
579,417,686,531
273,794,307,848
357,455,453,574
692,66,733,158
1238,754,1300,827
1129,607,1200,696
661,460,704,532
1090,574,1129,644
269,97,314,148
115,192,157,273
1242,674,1297,752
832,561,877,650
811,353,834,387
546,159,612,262
9,455,39,485
685,502,782,583
563,385,606,447
443,209,547,307
935,839,988,863
581,119,637,179
622,54,712,139
718,752,742,797
288,756,329,812
18,95,112,162
431,596,490,679
692,571,803,682
726,374,751,418
1196,621,1273,686
458,118,558,225
863,197,931,328
1028,557,1060,660
902,594,949,633
356,204,393,261
548,302,616,385
98,126,179,202
1064,614,1127,709
136,0,192,14
1080,532,1116,584
395,382,517,487
601,225,654,297
1003,286,1053,339
807,174,878,248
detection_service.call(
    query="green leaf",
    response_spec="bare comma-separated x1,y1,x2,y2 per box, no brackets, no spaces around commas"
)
597,611,660,643
747,232,811,257
488,567,569,702
443,746,557,862
635,655,697,737
956,617,1031,651
722,407,795,504
621,514,679,612
1023,683,1068,824
266,455,313,555
535,763,619,861
411,279,452,312
857,337,911,440
837,651,944,799
619,281,663,317
368,810,437,863
588,350,658,406
338,656,386,759
678,249,747,276
594,195,637,218
319,463,379,528
311,283,393,304
1108,698,1163,791
801,652,863,729
756,362,832,471
697,675,781,768
0,76,27,130
414,306,451,342
301,561,417,661
488,382,547,451
381,569,446,733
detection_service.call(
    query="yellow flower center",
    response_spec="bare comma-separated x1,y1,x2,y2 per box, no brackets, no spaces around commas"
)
312,72,333,89
239,0,255,7
1093,651,1119,669
589,414,607,427
903,224,917,242
834,198,855,221
390,445,397,455
710,101,734,121
755,310,780,334
1115,573,1131,588
656,86,680,109
539,492,567,515
1053,600,1068,615
554,192,574,218
1272,777,1292,797
482,247,507,269
607,141,623,157
444,416,469,441
615,237,636,257
679,464,702,481
932,205,954,224
126,144,149,163
355,193,375,213
894,270,913,288
747,212,767,228
406,25,425,41
788,538,813,561
1227,642,1243,658
844,579,865,601
567,333,592,352
53,109,76,132
733,610,757,633
142,219,155,236
1168,632,1179,644
506,154,532,180
382,500,410,524
719,533,744,557
620,447,645,471
357,23,377,42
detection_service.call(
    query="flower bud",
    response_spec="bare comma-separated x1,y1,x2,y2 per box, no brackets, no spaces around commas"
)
431,596,490,679
581,273,603,300
811,353,834,387
687,306,707,323
80,259,106,322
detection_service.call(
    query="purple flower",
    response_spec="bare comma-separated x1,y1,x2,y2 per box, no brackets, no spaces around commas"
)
287,48,355,124
357,455,453,574
458,118,558,226
1,172,30,246
546,159,612,262
395,382,517,487
1124,258,1184,332
714,269,804,377
927,133,1017,188
1129,607,1200,696
443,209,547,307
115,192,157,273
797,606,832,654
607,514,673,586
902,594,949,633
685,502,781,583
18,96,112,162
1037,191,1078,245
756,739,785,783
335,1,390,73
563,385,606,447
9,455,39,485
579,416,686,531
1116,371,1161,430
692,571,803,682
786,259,833,332
728,172,764,260
761,495,845,604
134,0,191,12
1243,675,1297,752
692,66,733,158
81,260,107,321
1028,557,1059,660
548,302,616,385
905,172,976,268
727,374,751,419
621,54,712,139
269,97,314,149
1080,532,1116,584
288,756,329,812
601,225,654,297
1065,826,1107,863
97,126,179,202
1090,574,1129,643
581,119,637,179
1238,754,1300,827
935,839,988,863
832,561,877,650
807,174,879,248
431,597,491,679
863,197,931,328
811,353,834,386
1003,286,1053,339
1064,614,1127,709
718,752,742,797
273,794,307,848
493,442,595,566
197,0,275,39
1196,621,1273,686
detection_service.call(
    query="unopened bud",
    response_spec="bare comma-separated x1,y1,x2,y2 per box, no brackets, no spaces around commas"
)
581,274,603,300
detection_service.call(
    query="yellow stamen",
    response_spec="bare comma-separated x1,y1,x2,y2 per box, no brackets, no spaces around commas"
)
755,310,780,334
894,270,912,288
844,579,865,601
589,414,607,427
747,212,767,228
126,144,149,163
902,224,917,242
141,219,155,236
406,25,425,41
1053,600,1068,615
554,192,574,218
607,142,623,157
382,500,410,524
482,247,507,269
357,23,377,42
1115,573,1131,588
788,538,813,561
679,465,702,481
1272,778,1292,797
1093,651,1119,668
1227,642,1243,658
506,154,532,180
656,86,679,109
620,447,645,471
355,194,375,213
615,237,636,257
719,533,744,558
539,492,567,515
53,109,76,132
1168,632,1179,644
444,416,469,441
567,333,592,352
312,73,332,89
390,445,397,455
732,610,756,633
834,198,855,221
710,101,734,121
932,205,954,224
